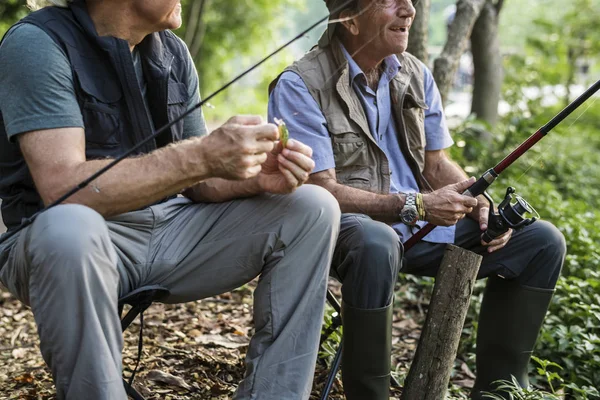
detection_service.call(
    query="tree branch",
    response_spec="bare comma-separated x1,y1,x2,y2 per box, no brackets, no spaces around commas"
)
188,0,209,62
494,0,505,14
183,0,204,46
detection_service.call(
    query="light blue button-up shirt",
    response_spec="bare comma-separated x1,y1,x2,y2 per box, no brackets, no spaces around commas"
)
268,45,455,243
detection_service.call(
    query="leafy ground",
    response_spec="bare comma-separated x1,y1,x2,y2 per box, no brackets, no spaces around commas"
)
0,279,477,400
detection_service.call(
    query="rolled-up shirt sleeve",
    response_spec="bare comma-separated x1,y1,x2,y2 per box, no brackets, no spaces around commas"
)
423,65,454,151
268,71,335,173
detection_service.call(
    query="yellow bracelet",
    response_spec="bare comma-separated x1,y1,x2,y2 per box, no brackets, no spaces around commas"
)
416,193,426,220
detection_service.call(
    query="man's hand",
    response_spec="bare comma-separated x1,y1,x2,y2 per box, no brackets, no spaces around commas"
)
256,138,315,194
468,194,513,253
422,177,479,226
200,115,279,180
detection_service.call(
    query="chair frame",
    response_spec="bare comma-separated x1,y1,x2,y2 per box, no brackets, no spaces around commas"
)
118,285,170,400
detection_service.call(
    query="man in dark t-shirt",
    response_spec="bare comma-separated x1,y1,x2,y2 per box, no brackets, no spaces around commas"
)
0,1,341,399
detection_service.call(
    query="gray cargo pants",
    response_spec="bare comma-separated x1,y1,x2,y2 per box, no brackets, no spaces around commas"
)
0,185,340,400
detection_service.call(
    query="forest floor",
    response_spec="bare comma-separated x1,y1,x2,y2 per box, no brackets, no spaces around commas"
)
0,278,477,400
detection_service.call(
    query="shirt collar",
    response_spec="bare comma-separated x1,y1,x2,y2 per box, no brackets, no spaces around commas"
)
339,44,402,87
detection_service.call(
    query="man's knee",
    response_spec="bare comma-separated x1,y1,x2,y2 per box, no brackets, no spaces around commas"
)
345,216,402,269
337,217,401,308
287,184,341,229
520,220,567,262
511,220,566,288
27,204,116,278
339,216,401,296
362,220,402,273
536,220,566,258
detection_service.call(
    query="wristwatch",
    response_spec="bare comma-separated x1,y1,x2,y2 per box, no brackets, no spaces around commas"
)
400,193,419,226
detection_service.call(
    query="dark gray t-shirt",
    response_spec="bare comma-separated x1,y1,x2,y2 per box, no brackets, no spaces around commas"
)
0,23,207,141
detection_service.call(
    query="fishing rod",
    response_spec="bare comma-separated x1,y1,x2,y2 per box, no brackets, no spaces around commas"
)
404,79,600,251
0,0,354,245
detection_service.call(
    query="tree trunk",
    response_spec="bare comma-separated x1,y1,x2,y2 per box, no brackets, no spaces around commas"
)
407,0,431,64
565,47,577,107
183,0,210,62
433,0,486,105
401,245,482,400
470,0,504,133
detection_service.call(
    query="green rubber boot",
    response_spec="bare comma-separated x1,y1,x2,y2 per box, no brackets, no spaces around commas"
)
341,301,393,400
471,277,554,399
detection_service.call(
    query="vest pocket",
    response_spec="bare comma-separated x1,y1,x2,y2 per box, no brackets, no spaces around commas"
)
332,134,373,187
402,93,427,168
167,82,189,142
332,135,369,167
335,168,372,189
81,101,121,147
75,70,123,148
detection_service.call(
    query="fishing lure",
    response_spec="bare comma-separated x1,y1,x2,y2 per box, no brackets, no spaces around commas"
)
274,117,289,148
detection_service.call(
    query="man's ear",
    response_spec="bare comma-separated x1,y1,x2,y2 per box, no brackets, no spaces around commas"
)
339,9,360,36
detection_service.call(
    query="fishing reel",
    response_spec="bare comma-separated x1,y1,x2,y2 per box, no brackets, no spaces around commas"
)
481,187,539,243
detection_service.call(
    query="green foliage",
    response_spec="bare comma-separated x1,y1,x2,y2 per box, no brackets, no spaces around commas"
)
426,1,600,394
176,0,312,121
0,0,29,37
480,377,562,400
499,0,600,55
318,305,343,366
475,358,600,400
446,57,600,396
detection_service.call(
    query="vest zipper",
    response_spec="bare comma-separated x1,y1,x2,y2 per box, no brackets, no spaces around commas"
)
116,41,156,153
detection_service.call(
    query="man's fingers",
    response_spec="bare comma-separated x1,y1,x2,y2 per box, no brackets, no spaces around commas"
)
482,228,513,251
479,206,489,229
279,149,315,173
284,139,313,158
254,140,277,154
450,177,476,193
460,195,478,208
277,154,311,183
278,164,300,189
228,115,264,126
242,153,268,169
246,124,279,141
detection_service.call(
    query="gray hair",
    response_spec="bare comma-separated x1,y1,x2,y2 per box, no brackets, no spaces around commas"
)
27,0,72,11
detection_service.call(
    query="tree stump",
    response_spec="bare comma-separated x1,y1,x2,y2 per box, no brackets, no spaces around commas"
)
401,244,482,400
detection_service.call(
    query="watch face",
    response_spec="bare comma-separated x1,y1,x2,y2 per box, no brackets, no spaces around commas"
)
401,207,419,226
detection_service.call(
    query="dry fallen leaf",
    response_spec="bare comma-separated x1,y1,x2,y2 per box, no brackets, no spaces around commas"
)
196,334,249,349
188,329,202,337
460,360,476,379
14,373,34,384
393,318,419,330
146,369,192,391
12,348,26,359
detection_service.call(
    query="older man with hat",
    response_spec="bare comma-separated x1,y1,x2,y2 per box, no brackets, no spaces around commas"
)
269,0,566,399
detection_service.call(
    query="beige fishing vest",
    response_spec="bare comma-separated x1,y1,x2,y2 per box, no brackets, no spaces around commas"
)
270,36,433,194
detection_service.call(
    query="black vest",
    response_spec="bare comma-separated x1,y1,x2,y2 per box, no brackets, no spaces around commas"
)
0,0,191,231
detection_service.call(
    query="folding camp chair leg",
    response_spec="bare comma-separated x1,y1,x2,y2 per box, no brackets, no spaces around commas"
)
320,343,343,400
119,285,170,400
123,378,145,400
326,290,341,314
